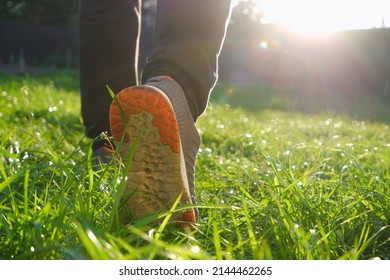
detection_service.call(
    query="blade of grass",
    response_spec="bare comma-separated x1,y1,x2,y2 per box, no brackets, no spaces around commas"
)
23,169,30,217
0,173,21,193
213,219,223,260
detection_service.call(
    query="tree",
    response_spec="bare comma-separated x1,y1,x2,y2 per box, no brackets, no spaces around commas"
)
0,0,79,27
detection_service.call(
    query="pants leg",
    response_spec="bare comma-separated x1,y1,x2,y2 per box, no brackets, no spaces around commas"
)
79,0,141,139
141,0,232,121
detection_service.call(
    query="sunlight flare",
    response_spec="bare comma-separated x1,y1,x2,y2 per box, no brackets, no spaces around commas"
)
256,0,388,36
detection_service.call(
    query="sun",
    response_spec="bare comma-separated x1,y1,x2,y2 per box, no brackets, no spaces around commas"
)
255,0,388,36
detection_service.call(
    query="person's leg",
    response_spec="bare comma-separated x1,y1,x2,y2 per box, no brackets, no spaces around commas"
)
110,0,233,224
141,0,233,120
79,0,141,140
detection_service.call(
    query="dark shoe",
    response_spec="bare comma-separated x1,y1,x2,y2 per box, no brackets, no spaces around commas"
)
91,136,116,166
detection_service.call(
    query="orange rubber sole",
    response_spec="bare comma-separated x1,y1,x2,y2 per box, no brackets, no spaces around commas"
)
109,86,196,225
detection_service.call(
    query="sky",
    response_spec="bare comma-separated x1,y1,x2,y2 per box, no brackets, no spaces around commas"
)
254,0,389,35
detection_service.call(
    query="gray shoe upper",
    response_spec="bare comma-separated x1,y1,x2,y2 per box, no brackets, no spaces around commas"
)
145,77,201,205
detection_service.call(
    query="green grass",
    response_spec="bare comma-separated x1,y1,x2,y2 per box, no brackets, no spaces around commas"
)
0,71,389,260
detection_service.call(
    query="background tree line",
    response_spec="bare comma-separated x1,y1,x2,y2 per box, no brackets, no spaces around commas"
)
0,0,259,27
0,0,259,69
0,0,79,27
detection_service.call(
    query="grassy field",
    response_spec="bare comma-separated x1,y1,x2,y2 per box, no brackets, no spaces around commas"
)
0,71,389,260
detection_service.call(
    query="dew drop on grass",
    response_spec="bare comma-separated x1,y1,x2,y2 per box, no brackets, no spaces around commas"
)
98,183,110,194
10,142,20,154
191,246,200,254
21,85,29,95
87,229,98,243
334,121,343,128
116,176,128,185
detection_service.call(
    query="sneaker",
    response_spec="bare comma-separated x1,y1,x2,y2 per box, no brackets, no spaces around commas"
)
109,77,200,225
91,136,116,166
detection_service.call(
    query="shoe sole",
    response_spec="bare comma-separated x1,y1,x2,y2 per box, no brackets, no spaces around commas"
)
109,86,196,224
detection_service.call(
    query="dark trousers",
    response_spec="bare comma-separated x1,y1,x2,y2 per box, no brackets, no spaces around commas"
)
79,0,232,139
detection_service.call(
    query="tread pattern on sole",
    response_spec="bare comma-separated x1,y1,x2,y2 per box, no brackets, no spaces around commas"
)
110,87,180,154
